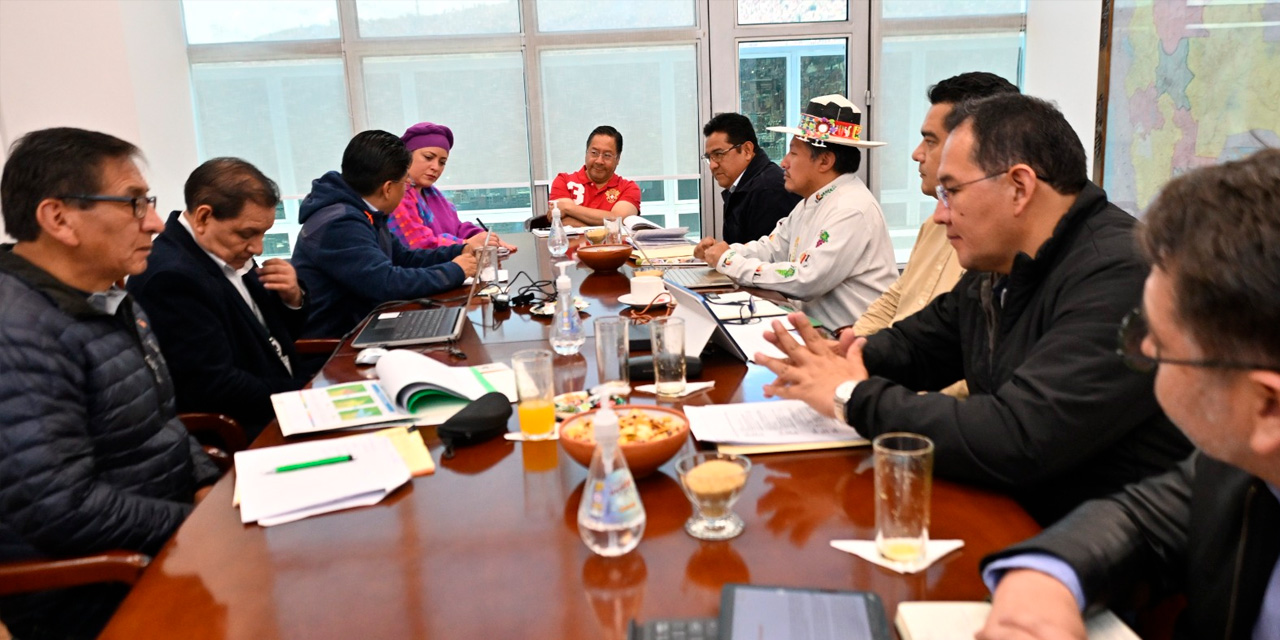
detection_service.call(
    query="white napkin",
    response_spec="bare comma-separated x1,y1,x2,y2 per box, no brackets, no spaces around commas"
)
632,381,715,397
829,539,965,574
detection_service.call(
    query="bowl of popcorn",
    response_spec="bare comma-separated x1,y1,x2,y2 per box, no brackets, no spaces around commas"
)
559,405,690,478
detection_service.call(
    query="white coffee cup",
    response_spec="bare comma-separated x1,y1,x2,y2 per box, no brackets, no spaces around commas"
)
630,275,668,304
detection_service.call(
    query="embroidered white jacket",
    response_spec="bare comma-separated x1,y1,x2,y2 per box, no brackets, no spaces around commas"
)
714,173,897,330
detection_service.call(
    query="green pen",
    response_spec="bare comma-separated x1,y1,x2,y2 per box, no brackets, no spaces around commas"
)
273,454,353,473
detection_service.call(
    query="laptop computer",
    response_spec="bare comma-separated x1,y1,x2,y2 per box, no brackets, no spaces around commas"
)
351,279,477,348
662,267,734,289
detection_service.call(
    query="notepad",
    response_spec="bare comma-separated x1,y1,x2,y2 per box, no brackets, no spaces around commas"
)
234,433,412,526
684,400,868,455
894,602,1139,640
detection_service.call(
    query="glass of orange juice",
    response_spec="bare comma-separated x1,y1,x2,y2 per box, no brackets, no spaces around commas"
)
513,349,556,440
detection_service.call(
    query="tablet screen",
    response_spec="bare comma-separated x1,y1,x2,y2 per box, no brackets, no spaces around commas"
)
725,586,883,640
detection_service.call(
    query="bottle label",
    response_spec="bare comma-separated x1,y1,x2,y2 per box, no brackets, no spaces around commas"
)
586,469,644,526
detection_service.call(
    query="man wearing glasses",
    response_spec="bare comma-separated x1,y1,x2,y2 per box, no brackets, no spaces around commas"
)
702,112,800,244
758,94,1191,526
0,128,220,639
548,125,641,227
980,148,1280,640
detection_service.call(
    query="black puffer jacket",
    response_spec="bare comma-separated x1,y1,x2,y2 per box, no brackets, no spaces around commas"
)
849,183,1192,524
0,246,220,639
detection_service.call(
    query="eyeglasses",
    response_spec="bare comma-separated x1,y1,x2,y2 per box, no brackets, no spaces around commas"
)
702,143,744,165
587,150,618,162
934,171,1006,209
1116,307,1275,373
60,194,157,220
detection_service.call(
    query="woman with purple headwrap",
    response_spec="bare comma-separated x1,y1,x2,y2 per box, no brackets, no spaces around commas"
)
393,122,511,250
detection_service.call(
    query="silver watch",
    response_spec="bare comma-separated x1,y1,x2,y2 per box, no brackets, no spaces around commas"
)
833,380,859,424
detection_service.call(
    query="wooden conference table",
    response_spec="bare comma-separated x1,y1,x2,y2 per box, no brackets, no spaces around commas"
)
101,232,1040,639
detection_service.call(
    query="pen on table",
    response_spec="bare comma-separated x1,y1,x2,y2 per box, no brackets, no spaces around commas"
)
273,455,353,473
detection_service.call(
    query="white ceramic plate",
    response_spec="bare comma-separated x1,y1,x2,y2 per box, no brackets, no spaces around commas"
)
617,292,672,308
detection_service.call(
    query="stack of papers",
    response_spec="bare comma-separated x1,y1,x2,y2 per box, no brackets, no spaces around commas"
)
895,602,1139,640
684,400,867,454
234,433,412,526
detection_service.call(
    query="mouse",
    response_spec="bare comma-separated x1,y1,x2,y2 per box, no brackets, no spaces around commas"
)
355,347,388,366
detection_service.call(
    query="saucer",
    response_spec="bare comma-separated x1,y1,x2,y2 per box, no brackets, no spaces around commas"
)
618,292,672,308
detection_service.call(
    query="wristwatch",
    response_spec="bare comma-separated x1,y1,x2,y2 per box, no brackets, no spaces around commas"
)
833,380,859,424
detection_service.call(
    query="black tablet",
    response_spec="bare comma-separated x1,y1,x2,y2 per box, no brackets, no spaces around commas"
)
719,584,891,640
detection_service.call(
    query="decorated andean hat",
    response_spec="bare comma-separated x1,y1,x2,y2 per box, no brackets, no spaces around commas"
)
766,94,886,148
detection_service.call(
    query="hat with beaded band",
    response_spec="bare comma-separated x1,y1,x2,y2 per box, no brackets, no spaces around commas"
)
766,94,885,148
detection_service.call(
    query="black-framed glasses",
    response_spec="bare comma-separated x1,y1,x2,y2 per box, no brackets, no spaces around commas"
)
60,194,156,219
934,171,1005,209
705,293,761,325
701,143,744,165
1116,307,1275,373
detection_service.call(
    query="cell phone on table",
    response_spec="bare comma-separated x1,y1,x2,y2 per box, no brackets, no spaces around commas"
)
629,584,890,640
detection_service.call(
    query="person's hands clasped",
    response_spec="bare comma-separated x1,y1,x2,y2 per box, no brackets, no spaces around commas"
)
756,312,869,419
977,570,1087,640
257,258,304,307
693,237,716,260
452,251,478,278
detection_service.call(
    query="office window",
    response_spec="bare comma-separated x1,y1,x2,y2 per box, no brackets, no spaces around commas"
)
181,0,339,44
536,0,695,32
876,33,1023,260
737,0,847,25
883,0,1026,19
355,0,520,37
739,39,847,162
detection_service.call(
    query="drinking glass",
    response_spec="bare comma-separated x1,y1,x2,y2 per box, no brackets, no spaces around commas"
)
593,316,630,397
477,244,500,283
873,433,934,568
512,349,556,440
604,216,623,244
674,451,752,540
650,317,685,396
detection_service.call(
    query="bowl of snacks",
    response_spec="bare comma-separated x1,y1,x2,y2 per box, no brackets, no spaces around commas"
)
559,405,690,478
576,244,633,272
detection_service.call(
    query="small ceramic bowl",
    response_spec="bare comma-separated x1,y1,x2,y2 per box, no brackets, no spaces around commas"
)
576,244,633,271
558,405,690,478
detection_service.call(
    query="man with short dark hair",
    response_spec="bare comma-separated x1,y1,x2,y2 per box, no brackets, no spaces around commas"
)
759,94,1192,525
702,112,801,244
979,148,1280,640
128,158,312,438
292,130,491,338
694,94,897,332
0,127,220,639
852,72,1018,340
549,125,642,227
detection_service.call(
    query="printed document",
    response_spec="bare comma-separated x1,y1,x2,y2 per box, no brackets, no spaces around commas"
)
685,400,865,445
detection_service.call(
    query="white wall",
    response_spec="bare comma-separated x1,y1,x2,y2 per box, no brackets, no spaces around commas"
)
0,0,198,242
1024,0,1104,171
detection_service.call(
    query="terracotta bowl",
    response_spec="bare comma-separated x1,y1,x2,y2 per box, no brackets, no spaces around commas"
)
576,244,633,271
558,405,690,478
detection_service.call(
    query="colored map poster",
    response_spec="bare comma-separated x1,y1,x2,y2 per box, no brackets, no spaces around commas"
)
1101,0,1280,215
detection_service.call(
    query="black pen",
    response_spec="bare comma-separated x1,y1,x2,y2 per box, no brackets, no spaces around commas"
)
476,218,490,232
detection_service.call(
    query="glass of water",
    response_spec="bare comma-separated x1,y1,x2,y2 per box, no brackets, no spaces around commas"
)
873,432,934,569
649,317,685,396
593,316,631,397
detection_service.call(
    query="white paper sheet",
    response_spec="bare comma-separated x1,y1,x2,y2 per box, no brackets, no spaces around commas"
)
684,400,865,445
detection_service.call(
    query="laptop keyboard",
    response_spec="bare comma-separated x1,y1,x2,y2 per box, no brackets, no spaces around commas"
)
663,267,733,289
389,307,458,341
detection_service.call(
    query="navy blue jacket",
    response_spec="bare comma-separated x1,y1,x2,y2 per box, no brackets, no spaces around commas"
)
292,171,466,338
127,212,312,438
721,151,802,245
0,247,220,639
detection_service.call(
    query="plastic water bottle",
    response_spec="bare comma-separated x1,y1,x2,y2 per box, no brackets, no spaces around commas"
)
548,202,569,258
550,261,585,355
577,401,646,556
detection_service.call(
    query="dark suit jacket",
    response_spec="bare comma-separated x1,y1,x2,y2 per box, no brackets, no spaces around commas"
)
721,151,802,245
128,211,311,438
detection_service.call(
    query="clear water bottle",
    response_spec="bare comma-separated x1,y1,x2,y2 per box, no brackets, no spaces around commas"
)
550,261,585,355
577,401,646,556
548,201,569,258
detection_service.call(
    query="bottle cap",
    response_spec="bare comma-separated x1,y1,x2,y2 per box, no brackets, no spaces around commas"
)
592,397,620,442
555,261,573,292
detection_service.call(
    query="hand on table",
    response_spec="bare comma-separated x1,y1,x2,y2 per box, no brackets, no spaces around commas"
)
257,258,304,307
702,240,731,267
978,570,1087,640
452,251,478,278
465,231,517,254
756,312,869,419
